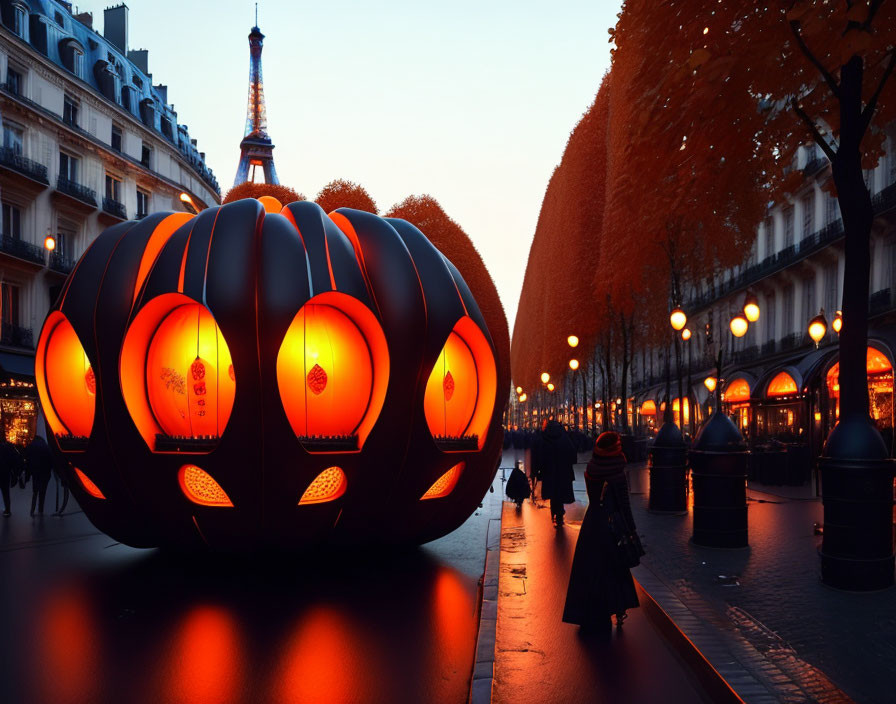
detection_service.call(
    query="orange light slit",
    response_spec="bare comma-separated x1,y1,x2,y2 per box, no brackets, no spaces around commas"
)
74,468,105,499
421,463,464,500
178,465,233,507
298,467,347,505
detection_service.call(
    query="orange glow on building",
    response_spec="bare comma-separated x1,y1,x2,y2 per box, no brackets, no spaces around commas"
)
767,371,798,398
74,467,105,499
724,378,751,403
277,293,389,450
165,606,243,704
424,317,496,450
421,463,464,500
178,465,233,507
826,347,893,421
35,312,96,441
298,467,347,505
640,400,657,415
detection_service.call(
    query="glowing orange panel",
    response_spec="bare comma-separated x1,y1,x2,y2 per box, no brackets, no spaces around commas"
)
132,213,194,305
35,312,96,440
724,378,751,403
767,372,798,398
73,467,105,499
145,303,236,440
277,295,389,450
425,317,496,451
178,465,233,507
421,462,464,500
826,347,893,399
298,467,347,505
640,400,656,415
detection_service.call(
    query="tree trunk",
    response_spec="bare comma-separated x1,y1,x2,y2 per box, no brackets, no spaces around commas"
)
620,314,631,431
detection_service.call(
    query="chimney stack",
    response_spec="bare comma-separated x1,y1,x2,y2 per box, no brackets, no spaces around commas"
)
74,11,93,29
154,84,168,104
103,4,128,54
127,49,148,75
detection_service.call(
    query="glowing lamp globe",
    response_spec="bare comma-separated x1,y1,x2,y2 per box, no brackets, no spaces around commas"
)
541,372,550,384
567,335,579,348
569,359,579,370
547,382,555,392
515,386,522,394
519,393,527,403
808,311,828,345
681,328,691,341
743,294,760,323
670,307,687,331
704,376,717,393
35,198,507,550
44,235,57,251
832,310,842,334
730,315,749,338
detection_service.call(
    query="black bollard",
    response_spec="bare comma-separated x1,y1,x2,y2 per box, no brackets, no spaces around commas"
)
819,416,895,591
648,421,688,514
689,412,749,548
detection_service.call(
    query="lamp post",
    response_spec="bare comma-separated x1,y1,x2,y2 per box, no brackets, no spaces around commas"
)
682,327,693,435
569,357,580,431
808,309,828,348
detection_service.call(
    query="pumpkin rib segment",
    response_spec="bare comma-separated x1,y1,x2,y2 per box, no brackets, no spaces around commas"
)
132,213,195,308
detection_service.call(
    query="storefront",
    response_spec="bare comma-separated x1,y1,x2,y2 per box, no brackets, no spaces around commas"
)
755,368,804,442
722,375,754,438
0,352,38,447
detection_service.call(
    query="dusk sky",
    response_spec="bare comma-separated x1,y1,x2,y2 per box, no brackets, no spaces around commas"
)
83,0,620,331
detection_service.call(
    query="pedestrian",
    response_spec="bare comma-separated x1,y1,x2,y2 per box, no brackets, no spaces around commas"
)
533,419,576,527
562,431,641,638
0,437,23,516
505,459,531,508
24,436,53,516
53,454,71,517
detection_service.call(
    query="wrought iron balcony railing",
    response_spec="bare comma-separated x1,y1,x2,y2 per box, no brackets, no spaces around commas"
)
49,251,75,275
0,146,48,184
0,235,45,265
102,197,127,220
56,176,97,206
0,322,34,349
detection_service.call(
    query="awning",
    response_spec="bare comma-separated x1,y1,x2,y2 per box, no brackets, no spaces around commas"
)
0,351,35,378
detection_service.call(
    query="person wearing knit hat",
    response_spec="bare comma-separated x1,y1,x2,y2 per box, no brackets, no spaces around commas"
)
562,431,641,637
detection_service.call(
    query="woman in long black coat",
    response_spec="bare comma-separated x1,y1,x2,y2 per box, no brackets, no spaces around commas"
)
533,419,576,526
563,431,640,635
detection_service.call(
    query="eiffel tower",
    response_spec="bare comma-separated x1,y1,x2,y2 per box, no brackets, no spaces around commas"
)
234,13,279,186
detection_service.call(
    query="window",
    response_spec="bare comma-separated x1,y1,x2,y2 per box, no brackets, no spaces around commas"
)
764,217,774,258
60,40,84,77
160,117,174,141
56,221,76,259
826,194,839,224
59,151,79,182
105,173,122,202
825,263,839,314
765,293,777,342
63,95,79,127
136,188,150,218
120,85,133,113
2,201,21,239
2,122,24,155
802,194,814,237
783,207,794,248
111,124,122,152
1,283,20,327
11,5,25,38
141,143,152,169
803,278,816,322
6,66,21,96
782,285,794,335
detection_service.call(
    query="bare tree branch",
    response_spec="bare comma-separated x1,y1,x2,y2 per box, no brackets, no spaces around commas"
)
860,49,896,135
790,20,841,99
862,0,886,31
791,98,838,160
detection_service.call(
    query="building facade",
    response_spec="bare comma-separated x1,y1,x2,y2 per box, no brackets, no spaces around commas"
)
631,127,896,477
0,0,220,444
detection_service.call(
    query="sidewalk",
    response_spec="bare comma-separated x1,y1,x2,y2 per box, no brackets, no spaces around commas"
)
625,459,893,703
491,491,715,703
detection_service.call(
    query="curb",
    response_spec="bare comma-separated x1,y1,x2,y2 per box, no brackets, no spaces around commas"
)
469,511,502,704
635,578,746,704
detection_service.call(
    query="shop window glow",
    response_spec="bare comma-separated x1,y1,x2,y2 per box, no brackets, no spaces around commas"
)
767,372,798,398
724,378,751,403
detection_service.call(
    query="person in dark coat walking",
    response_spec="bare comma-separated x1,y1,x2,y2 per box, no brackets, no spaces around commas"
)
24,436,53,516
533,419,576,526
0,438,23,516
563,431,640,636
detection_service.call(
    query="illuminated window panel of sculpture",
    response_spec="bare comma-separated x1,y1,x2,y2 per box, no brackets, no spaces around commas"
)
36,313,96,451
179,464,233,507
298,466,347,505
146,304,236,452
277,303,374,452
420,462,464,500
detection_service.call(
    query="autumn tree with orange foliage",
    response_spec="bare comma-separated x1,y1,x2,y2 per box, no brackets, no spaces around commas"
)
222,182,305,205
615,0,896,589
315,179,378,214
386,195,511,402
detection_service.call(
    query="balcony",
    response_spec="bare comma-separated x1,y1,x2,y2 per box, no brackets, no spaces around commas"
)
0,235,45,266
0,322,34,350
0,147,49,198
48,251,75,275
101,196,127,223
56,176,97,207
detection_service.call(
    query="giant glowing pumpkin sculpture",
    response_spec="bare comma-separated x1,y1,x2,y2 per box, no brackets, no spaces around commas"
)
35,199,506,549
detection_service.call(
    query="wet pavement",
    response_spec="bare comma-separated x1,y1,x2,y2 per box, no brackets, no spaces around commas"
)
1,468,505,704
492,486,712,703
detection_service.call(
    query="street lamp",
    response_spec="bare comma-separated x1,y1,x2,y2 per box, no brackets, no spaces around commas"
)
569,358,579,370
44,235,57,251
832,310,842,334
519,393,527,403
547,382,555,392
730,314,749,338
180,192,200,214
670,307,687,331
567,335,579,348
704,376,717,392
681,328,691,341
540,372,550,384
515,386,522,394
743,293,760,322
808,309,828,347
